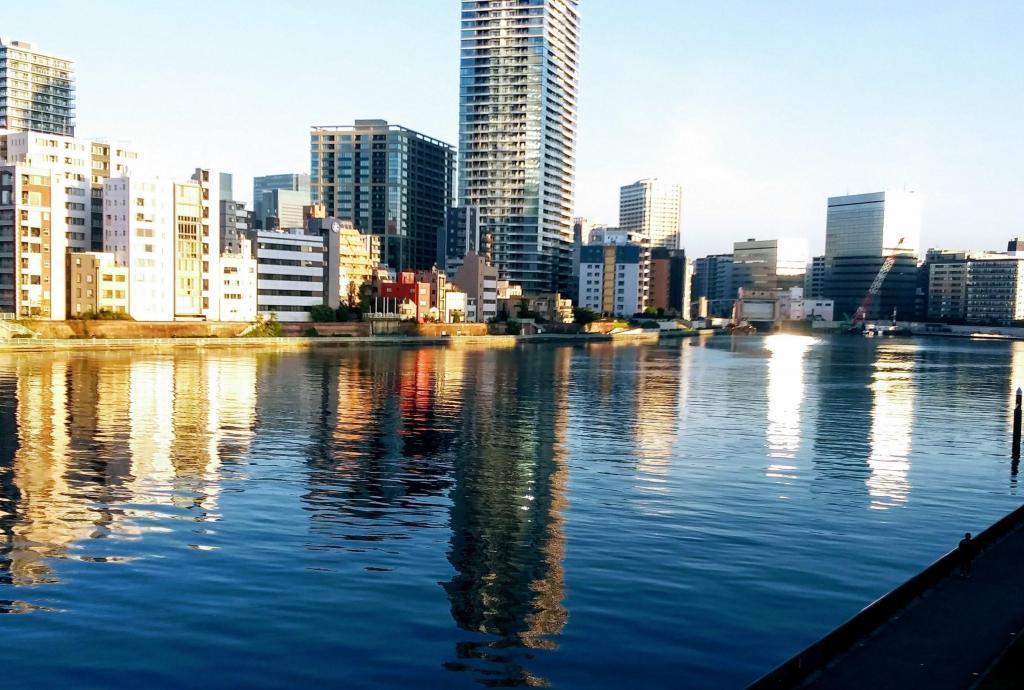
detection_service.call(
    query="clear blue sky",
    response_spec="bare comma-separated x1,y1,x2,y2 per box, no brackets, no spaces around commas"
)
6,0,1023,256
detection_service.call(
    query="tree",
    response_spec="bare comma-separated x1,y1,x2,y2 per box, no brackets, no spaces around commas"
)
573,307,598,325
309,304,336,322
245,313,282,337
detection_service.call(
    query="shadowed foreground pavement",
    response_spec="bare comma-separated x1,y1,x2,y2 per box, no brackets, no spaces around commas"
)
801,524,1024,689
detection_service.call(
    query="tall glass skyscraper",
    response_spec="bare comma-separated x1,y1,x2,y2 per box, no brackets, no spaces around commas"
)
458,0,581,294
823,190,922,320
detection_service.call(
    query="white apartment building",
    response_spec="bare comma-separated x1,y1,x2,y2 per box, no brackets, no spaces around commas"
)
619,179,683,250
190,168,221,321
219,238,257,322
0,38,76,136
103,176,175,321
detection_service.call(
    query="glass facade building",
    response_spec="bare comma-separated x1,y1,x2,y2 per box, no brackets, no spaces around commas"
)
0,38,75,136
731,238,808,292
458,0,581,294
252,173,310,230
824,191,922,320
310,120,455,273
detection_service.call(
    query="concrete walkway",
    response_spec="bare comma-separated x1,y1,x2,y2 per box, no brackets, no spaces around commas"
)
801,524,1024,689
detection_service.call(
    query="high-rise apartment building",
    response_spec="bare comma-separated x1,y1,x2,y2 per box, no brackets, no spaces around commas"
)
311,120,454,272
458,0,581,294
252,173,309,230
823,191,922,321
0,38,75,136
442,206,481,275
619,179,683,250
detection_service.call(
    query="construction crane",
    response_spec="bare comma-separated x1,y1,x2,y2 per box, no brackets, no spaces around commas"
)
849,237,905,330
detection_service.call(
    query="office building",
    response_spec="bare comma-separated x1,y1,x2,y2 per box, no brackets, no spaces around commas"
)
732,238,808,292
619,179,683,250
442,205,481,274
89,141,139,250
691,254,735,318
805,255,827,299
252,173,309,230
67,251,127,318
966,258,1024,325
578,243,644,317
311,120,454,272
453,250,498,323
823,191,922,321
458,0,581,294
0,38,75,136
254,214,342,322
649,248,692,318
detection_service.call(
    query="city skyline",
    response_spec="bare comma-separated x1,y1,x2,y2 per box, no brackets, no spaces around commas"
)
3,1,1022,258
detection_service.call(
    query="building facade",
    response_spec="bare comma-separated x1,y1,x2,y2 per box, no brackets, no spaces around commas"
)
67,251,128,318
0,38,75,136
458,0,581,294
452,250,498,323
442,205,481,275
619,178,683,250
649,248,692,318
965,258,1024,325
823,191,922,321
219,199,252,255
252,173,309,230
578,244,643,317
254,226,334,322
805,255,827,299
218,239,257,322
311,120,454,273
691,254,735,318
732,238,808,292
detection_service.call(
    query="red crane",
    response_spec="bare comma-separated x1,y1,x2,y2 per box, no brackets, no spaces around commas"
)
850,237,906,329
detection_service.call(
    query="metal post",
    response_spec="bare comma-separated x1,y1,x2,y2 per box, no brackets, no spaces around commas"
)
1014,387,1022,461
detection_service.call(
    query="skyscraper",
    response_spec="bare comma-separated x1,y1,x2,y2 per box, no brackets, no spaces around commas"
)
619,179,683,250
0,38,75,136
823,190,922,320
252,173,310,230
458,0,581,294
310,120,454,272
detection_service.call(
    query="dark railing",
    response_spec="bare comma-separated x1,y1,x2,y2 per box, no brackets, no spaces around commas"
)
748,502,1024,689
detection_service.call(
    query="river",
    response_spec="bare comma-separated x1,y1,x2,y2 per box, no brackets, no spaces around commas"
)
0,336,1020,687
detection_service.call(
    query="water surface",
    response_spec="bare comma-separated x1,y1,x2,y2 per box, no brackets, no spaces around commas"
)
0,336,1021,688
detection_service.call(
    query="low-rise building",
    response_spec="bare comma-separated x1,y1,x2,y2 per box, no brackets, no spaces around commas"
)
453,250,498,323
415,267,448,321
377,271,431,321
444,287,467,323
254,225,336,322
219,239,257,322
67,251,128,317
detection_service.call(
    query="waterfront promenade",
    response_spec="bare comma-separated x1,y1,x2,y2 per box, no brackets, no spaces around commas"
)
752,504,1024,689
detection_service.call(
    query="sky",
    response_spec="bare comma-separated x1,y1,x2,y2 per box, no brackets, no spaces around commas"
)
6,0,1023,256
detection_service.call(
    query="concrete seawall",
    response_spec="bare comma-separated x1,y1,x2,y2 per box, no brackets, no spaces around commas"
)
0,331,699,353
749,502,1024,689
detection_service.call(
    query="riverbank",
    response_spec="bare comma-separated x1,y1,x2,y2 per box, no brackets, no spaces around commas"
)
0,330,709,353
749,501,1024,689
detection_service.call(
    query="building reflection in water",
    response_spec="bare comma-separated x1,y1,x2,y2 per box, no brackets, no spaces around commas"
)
764,335,815,484
866,344,918,510
0,352,257,592
443,345,569,687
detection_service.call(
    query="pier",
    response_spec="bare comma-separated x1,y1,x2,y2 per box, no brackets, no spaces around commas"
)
750,503,1024,689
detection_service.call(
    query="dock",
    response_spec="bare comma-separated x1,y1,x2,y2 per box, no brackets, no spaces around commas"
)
750,503,1024,689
